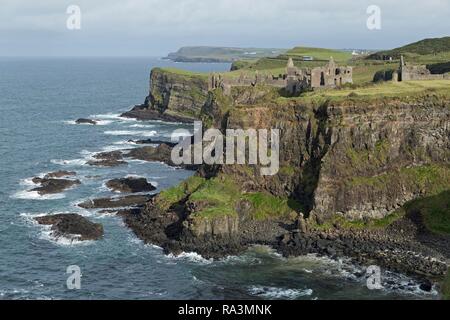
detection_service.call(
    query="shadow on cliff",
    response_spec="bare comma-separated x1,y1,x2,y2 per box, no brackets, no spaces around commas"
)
294,100,333,218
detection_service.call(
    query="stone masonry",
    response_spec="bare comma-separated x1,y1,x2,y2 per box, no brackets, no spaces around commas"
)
208,57,353,95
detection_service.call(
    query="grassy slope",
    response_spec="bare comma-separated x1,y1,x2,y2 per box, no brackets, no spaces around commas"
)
156,175,300,220
282,80,450,104
285,46,352,62
404,190,450,236
401,191,450,300
370,37,450,60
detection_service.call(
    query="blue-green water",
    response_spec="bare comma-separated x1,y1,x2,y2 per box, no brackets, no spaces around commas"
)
0,57,437,300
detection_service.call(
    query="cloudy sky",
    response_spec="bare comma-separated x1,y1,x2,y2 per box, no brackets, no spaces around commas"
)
1,0,449,56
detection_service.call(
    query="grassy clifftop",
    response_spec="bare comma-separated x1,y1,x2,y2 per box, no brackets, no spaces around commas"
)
369,37,450,60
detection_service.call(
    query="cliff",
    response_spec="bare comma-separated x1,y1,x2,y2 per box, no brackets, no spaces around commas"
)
122,68,209,122
121,71,450,282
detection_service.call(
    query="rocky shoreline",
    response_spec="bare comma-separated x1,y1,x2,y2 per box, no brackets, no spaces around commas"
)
119,199,448,292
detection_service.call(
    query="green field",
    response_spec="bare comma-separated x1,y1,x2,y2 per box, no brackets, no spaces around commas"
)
284,46,353,62
288,79,450,103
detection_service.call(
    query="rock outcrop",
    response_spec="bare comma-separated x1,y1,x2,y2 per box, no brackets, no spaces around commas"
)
87,150,127,167
35,214,103,241
106,177,156,193
31,178,81,195
76,118,97,125
119,68,450,286
121,68,209,122
78,195,153,209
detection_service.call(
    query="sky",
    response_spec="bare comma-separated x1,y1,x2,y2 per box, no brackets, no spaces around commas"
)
0,0,449,56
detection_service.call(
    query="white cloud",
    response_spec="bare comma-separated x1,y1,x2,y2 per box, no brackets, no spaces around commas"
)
0,0,448,56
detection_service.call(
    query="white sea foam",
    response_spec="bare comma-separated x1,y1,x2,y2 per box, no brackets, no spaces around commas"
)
162,131,193,139
19,177,40,187
39,227,95,246
20,212,95,246
248,286,313,299
51,158,87,167
90,113,137,122
95,120,114,126
100,144,127,152
12,190,66,200
129,124,156,129
113,140,137,145
167,252,213,265
104,130,157,137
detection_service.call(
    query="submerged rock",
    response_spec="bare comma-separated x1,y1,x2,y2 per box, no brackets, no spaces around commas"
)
35,214,103,241
31,178,81,195
43,171,76,179
87,159,127,167
75,118,97,125
87,150,127,167
128,138,177,147
78,194,153,209
106,177,156,193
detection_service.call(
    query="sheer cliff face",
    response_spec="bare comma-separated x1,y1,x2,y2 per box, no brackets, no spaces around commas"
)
311,98,449,220
205,91,450,221
143,68,449,221
145,68,209,121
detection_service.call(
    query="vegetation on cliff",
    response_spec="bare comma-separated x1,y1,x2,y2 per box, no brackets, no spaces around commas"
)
155,174,300,221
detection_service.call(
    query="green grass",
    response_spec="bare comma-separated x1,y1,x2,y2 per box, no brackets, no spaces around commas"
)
155,176,205,210
369,37,450,60
346,139,390,168
185,175,303,220
286,47,352,62
157,67,210,79
243,192,301,220
283,79,450,104
313,209,406,231
348,165,450,193
167,46,287,62
404,190,450,236
189,176,241,218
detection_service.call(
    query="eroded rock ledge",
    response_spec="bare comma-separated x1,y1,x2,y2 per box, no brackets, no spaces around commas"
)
35,214,103,241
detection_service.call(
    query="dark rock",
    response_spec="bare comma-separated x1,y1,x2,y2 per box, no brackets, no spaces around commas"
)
75,118,97,125
78,195,153,209
87,150,127,167
126,143,197,170
128,139,177,147
94,151,123,160
126,144,173,163
44,171,76,179
87,159,127,167
35,214,103,241
106,177,156,193
31,178,81,195
419,280,433,292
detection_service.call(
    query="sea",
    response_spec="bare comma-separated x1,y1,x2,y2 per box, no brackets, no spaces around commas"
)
0,57,438,300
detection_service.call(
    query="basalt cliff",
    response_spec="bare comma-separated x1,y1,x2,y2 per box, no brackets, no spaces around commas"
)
121,68,450,291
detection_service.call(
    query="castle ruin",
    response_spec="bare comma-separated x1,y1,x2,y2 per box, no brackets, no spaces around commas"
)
394,56,450,81
208,57,353,95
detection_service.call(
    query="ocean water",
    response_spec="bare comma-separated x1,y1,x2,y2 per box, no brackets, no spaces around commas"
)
0,57,437,300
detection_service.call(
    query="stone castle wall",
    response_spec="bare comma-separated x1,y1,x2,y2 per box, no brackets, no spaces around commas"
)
209,58,353,95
